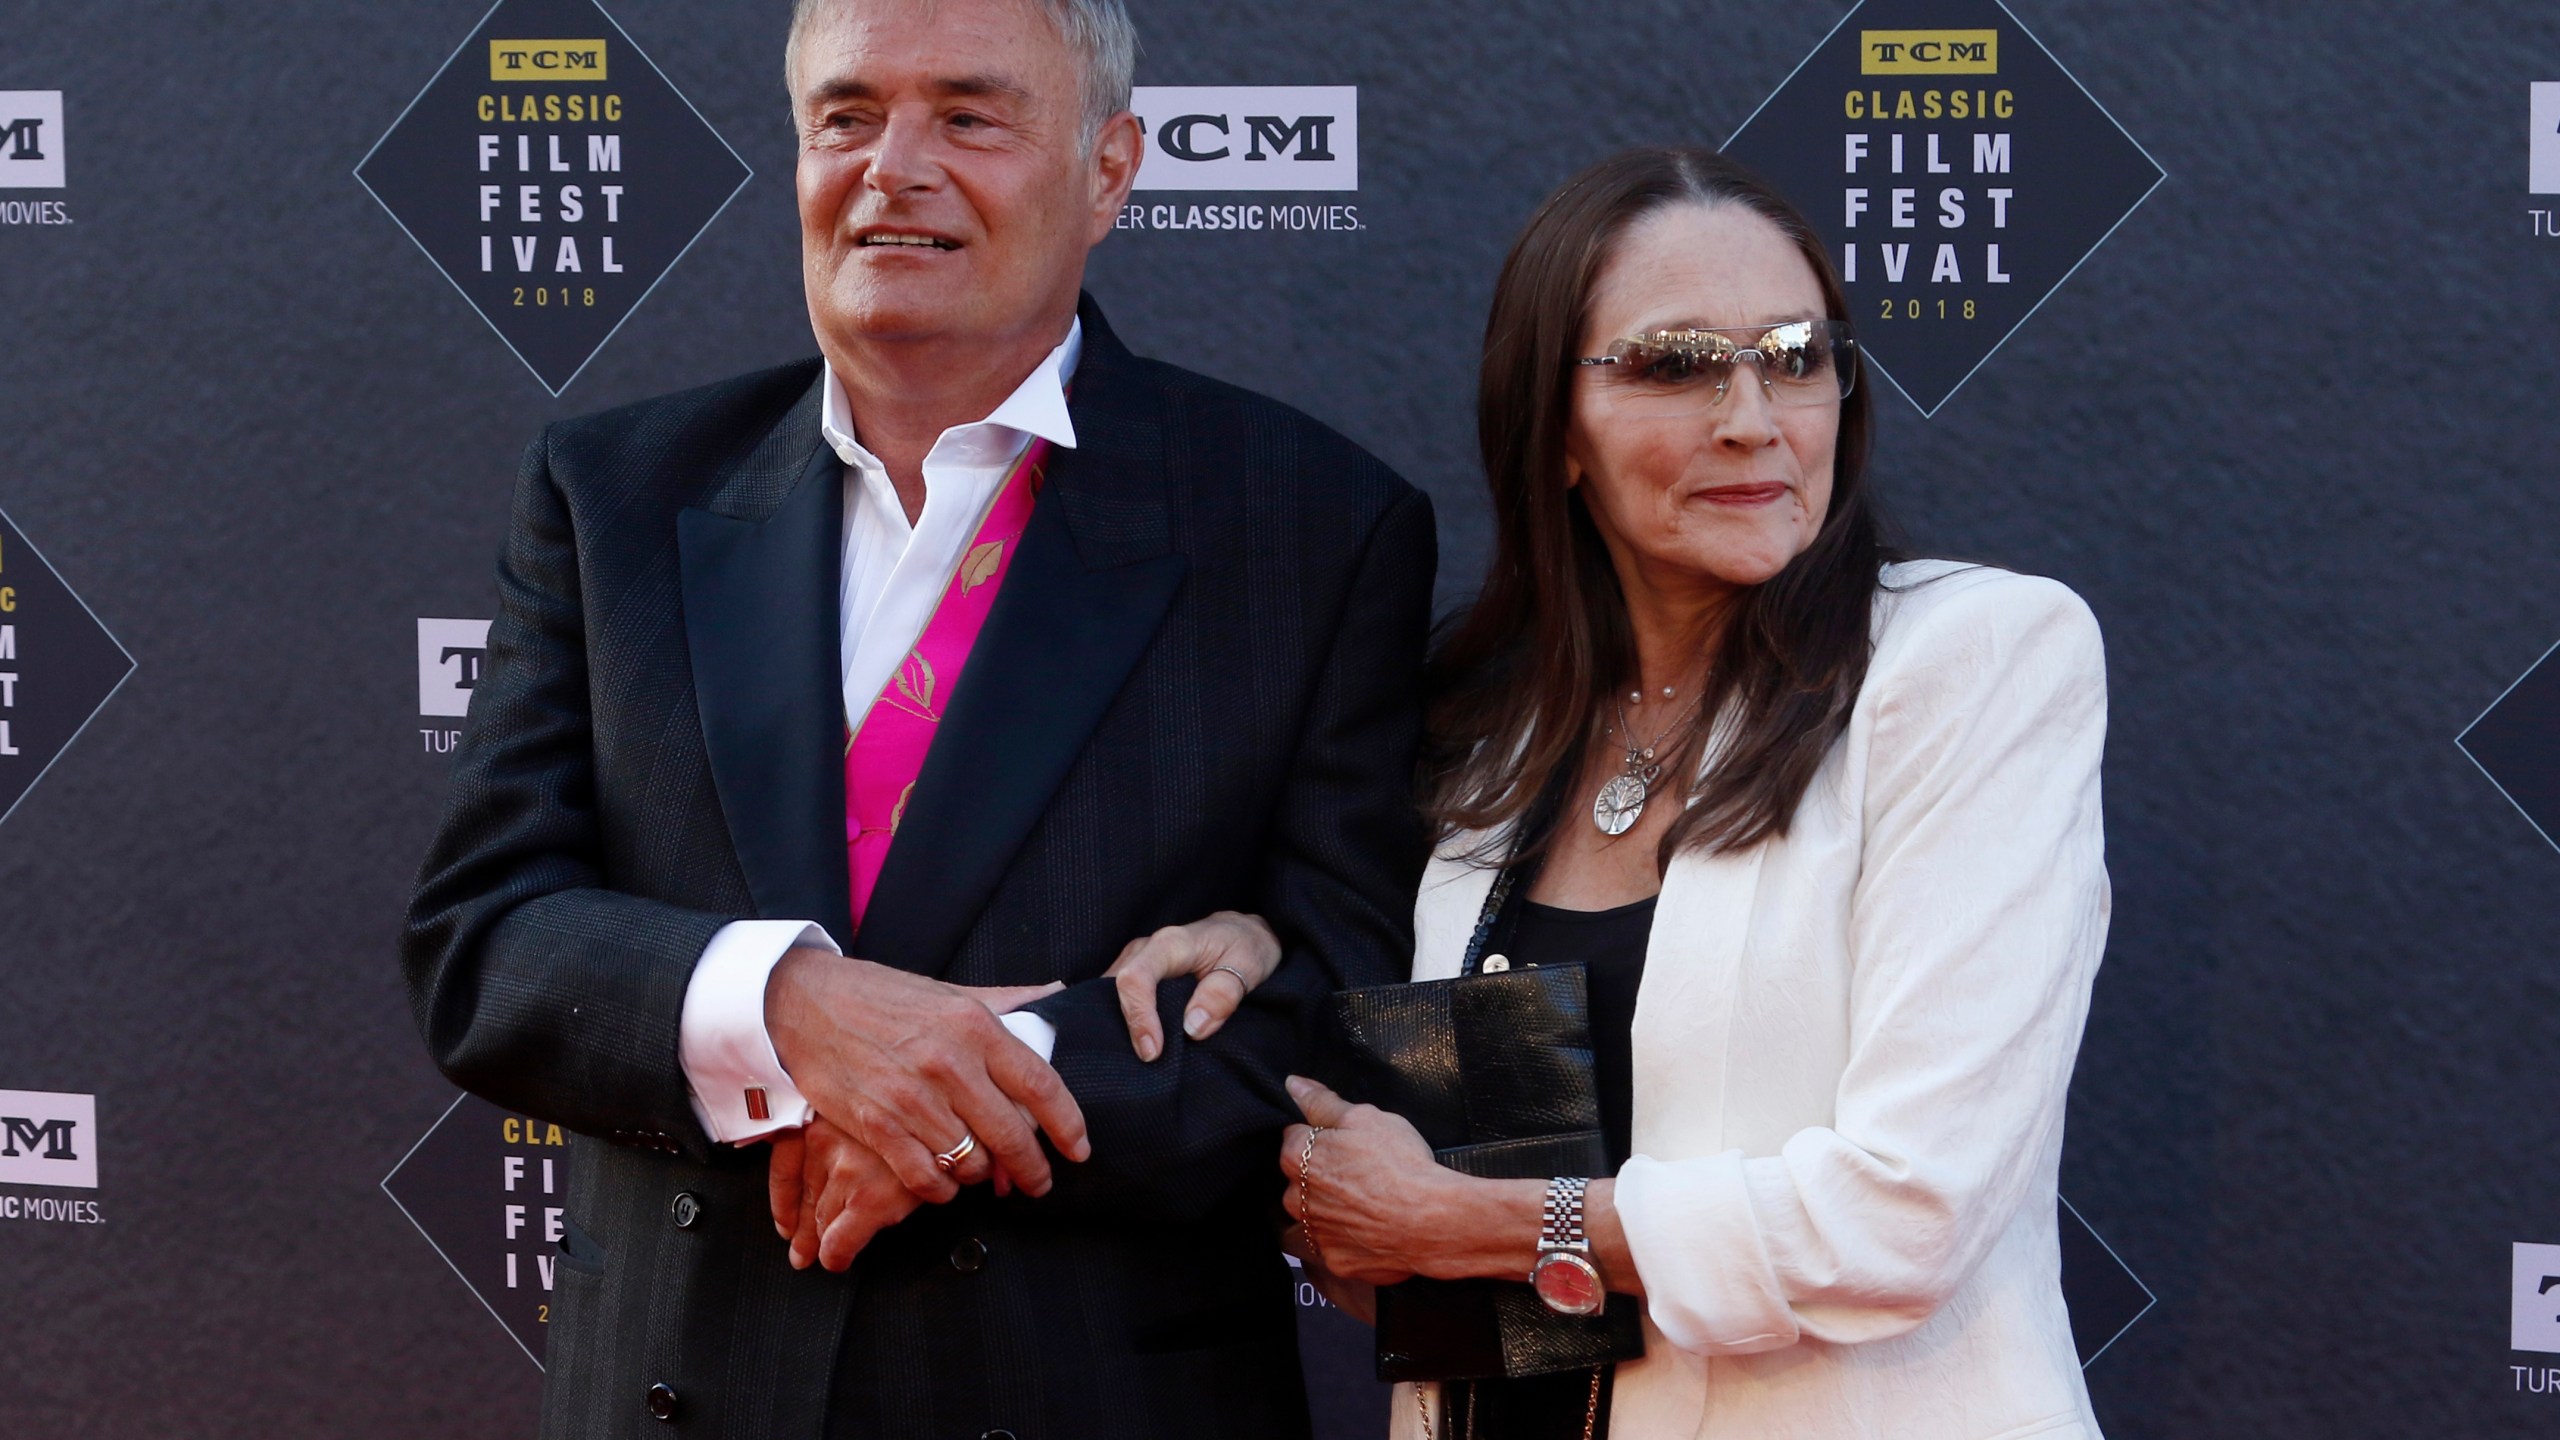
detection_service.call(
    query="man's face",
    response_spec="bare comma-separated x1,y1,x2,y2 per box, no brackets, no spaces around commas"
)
791,0,1139,352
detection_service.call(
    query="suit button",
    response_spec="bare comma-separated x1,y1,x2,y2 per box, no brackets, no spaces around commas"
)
645,1383,679,1421
669,1192,702,1229
982,1431,1019,1440
949,1237,987,1274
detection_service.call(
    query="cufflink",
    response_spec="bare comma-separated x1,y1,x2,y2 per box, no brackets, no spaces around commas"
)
744,1086,771,1123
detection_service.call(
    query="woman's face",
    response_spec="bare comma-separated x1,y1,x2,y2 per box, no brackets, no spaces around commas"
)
1566,203,1840,598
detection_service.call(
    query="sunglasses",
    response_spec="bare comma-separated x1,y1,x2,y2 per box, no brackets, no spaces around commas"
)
1576,319,1858,407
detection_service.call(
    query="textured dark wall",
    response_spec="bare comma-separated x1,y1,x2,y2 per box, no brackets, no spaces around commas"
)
1,0,2556,1436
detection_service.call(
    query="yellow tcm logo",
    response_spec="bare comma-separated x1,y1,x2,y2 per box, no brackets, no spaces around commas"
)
489,39,608,82
1862,30,1997,74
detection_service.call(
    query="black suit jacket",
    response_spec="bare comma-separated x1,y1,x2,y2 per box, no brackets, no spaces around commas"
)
402,298,1433,1440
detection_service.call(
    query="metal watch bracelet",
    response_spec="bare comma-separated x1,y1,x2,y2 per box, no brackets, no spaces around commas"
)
1530,1176,1606,1316
1541,1175,1591,1250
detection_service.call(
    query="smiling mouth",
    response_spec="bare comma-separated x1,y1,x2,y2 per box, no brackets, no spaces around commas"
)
857,233,960,251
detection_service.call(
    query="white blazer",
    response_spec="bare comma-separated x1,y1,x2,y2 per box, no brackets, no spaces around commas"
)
1395,561,2111,1440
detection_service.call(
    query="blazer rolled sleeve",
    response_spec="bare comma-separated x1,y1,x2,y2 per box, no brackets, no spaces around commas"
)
1617,574,2111,1356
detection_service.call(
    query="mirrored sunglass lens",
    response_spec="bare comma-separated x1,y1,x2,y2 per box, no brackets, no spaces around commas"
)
1603,328,1851,404
1766,325,1856,403
1620,338,1728,387
1757,324,1827,387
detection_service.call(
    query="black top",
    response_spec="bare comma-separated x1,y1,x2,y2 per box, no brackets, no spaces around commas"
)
1451,890,1657,1440
1507,896,1658,1170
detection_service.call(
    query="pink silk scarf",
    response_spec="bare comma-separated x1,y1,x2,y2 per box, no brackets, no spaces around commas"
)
842,437,1052,931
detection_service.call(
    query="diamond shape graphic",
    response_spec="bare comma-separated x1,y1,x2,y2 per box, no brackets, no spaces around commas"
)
356,0,752,395
0,508,136,830
384,1091,579,1367
2059,1194,2155,1368
1726,0,2165,416
2458,637,2560,856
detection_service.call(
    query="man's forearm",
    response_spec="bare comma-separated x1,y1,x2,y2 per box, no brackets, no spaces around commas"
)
404,883,731,1157
680,924,838,1143
1020,968,1313,1223
401,438,739,1159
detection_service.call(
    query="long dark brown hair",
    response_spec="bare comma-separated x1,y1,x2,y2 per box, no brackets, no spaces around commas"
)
1426,146,1888,868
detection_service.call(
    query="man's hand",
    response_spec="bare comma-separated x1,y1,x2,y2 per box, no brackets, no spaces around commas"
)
768,1119,919,1271
766,980,1059,1253
766,951,1090,1202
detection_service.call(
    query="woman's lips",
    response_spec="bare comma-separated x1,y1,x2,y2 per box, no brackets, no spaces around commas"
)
1695,482,1790,507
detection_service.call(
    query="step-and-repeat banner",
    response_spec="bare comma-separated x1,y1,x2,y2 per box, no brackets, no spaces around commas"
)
3,1,2557,1435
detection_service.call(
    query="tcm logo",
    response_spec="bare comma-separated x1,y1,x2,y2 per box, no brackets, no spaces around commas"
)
2530,84,2560,193
1130,86,1357,192
1862,30,1997,75
490,39,608,82
2516,1243,2560,1354
0,91,66,189
419,618,493,718
0,1089,97,1190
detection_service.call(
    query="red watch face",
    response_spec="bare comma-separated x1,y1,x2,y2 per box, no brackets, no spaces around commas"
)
1533,1253,1604,1316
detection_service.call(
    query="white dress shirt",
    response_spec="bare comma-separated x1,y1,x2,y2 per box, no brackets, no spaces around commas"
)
677,321,1083,1144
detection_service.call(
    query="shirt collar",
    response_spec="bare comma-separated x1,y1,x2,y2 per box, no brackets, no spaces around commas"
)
820,316,1082,472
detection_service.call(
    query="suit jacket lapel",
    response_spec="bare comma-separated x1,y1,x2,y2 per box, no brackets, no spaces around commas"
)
851,302,1188,974
678,376,857,943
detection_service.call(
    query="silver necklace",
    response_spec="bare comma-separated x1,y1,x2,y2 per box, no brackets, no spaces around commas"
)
1592,686,1704,836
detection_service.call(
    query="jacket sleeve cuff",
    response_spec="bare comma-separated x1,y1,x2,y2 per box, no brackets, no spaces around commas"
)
678,920,834,1143
1614,1152,1800,1355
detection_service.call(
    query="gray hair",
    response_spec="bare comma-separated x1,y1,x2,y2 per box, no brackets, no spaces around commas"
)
787,0,1138,149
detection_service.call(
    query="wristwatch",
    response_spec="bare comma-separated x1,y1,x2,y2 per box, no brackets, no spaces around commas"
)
1530,1175,1605,1316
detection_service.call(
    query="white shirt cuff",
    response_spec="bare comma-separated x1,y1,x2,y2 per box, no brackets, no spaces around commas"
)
999,1009,1058,1062
678,920,834,1143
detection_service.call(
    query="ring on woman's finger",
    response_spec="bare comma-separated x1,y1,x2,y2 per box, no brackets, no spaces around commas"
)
932,1132,978,1173
1207,963,1251,991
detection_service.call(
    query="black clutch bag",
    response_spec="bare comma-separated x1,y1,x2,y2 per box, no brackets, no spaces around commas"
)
1315,872,1646,1383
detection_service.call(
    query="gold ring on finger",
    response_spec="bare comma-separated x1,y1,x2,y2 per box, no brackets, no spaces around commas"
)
932,1132,978,1173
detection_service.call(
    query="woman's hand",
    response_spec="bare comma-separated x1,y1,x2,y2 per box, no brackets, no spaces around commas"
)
1278,1075,1455,1287
1103,911,1283,1061
1280,1076,1647,1299
1282,1219,1378,1324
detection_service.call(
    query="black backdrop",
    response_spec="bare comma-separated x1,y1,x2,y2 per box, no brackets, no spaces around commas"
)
4,1,2559,1435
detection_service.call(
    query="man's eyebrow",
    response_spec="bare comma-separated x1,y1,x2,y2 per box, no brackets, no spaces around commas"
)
801,74,1033,108
930,74,1033,105
802,78,881,109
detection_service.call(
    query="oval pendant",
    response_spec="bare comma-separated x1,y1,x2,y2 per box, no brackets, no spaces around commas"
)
1592,773,1648,836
